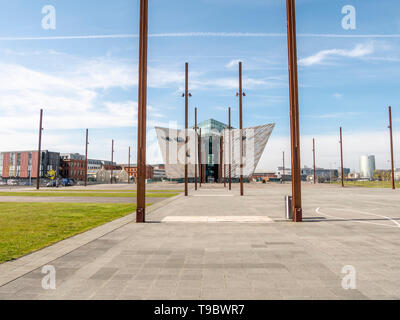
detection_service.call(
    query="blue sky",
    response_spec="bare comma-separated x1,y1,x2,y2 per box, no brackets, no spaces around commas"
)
1,0,400,171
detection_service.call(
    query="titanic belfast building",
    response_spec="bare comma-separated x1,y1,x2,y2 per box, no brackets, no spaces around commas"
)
155,119,274,183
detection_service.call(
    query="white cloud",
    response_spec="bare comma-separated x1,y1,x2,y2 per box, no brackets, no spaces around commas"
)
298,43,375,67
225,59,242,69
72,59,136,90
0,54,176,165
0,56,184,132
148,67,183,88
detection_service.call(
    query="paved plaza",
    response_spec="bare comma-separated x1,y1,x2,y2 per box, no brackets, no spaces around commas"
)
0,183,399,300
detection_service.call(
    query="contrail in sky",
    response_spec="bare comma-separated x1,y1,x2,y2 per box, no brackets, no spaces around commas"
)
0,32,400,40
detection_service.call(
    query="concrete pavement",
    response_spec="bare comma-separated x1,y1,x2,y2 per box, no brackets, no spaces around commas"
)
0,183,399,300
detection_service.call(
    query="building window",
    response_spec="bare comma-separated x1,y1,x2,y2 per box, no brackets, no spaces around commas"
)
174,137,185,143
9,153,15,177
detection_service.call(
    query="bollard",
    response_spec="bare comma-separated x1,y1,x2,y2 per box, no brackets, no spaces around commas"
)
285,195,293,220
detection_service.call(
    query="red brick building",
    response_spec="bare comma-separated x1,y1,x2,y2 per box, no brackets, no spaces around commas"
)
59,153,118,182
123,165,154,179
59,159,87,181
103,165,122,171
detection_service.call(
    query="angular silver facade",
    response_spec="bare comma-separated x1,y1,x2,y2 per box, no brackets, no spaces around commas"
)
155,127,198,179
155,121,274,180
223,123,275,178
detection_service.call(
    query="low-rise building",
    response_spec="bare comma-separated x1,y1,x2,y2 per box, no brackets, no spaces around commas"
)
339,168,351,177
60,153,116,181
0,150,60,182
275,167,292,181
395,169,400,181
119,164,154,180
60,153,86,181
152,164,167,180
252,172,277,182
60,153,117,181
96,168,129,184
301,167,339,182
348,172,361,180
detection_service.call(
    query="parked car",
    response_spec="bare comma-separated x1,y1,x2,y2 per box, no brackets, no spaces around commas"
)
61,178,74,187
0,181,7,186
7,180,18,186
24,182,32,186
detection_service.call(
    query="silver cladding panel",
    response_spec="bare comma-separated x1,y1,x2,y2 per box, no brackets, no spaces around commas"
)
223,123,275,178
155,123,274,179
155,127,198,179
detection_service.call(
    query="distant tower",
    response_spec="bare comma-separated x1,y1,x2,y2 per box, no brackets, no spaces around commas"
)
360,155,376,179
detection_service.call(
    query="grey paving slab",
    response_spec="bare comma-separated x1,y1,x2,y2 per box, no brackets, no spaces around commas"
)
1,183,400,300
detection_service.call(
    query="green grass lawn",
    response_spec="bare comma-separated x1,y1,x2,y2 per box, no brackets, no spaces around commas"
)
0,202,138,263
330,181,400,188
0,192,180,198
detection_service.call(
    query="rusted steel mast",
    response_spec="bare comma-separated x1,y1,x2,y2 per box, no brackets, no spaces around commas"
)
313,138,316,184
128,146,131,184
194,107,198,191
223,131,226,188
136,0,148,223
238,62,244,196
36,109,43,190
389,106,395,190
183,63,190,196
219,136,223,183
286,0,302,222
340,127,344,188
84,129,88,187
199,128,202,187
110,140,114,184
228,107,232,190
